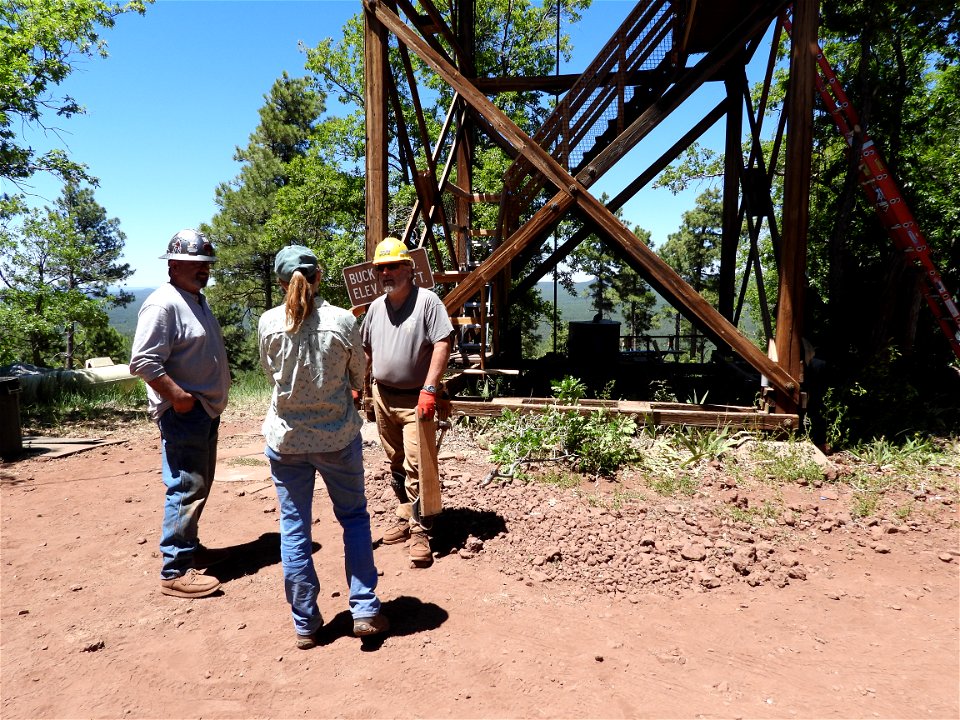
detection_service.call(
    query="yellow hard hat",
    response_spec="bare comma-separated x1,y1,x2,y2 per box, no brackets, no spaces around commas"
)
372,236,414,265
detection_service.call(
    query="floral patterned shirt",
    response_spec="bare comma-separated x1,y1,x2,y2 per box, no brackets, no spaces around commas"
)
258,300,364,454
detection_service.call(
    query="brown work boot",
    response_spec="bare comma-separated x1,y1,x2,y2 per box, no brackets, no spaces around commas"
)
296,632,318,650
382,521,410,545
353,613,390,637
408,529,433,565
160,568,220,598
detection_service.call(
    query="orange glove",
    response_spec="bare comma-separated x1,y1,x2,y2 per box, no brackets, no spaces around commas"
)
351,389,361,410
417,388,436,420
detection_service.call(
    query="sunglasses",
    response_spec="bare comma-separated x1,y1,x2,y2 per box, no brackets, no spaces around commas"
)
375,262,404,272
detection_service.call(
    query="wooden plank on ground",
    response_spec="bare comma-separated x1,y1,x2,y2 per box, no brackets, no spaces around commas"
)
449,398,798,431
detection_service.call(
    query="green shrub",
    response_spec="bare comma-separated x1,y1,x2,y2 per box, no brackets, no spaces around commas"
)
21,381,148,432
486,377,638,478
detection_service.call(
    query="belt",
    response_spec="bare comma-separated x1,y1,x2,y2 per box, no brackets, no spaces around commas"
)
375,382,421,395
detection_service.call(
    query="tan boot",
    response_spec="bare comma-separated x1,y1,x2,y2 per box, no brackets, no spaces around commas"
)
353,613,390,637
160,568,220,598
382,521,410,545
408,529,433,565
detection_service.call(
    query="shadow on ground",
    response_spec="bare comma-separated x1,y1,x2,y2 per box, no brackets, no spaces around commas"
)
313,595,449,651
426,507,507,558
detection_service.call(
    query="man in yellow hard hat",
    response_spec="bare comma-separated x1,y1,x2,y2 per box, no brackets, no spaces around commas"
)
360,237,453,567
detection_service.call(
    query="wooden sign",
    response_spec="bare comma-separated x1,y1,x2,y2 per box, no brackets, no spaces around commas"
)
342,247,434,309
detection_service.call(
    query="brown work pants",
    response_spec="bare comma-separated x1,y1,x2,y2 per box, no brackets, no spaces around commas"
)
372,384,422,528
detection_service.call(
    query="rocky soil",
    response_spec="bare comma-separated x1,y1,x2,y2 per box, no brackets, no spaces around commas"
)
2,415,958,719
365,430,959,601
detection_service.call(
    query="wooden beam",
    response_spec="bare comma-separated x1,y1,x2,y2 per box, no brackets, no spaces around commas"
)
396,42,459,264
511,100,727,298
775,0,818,414
472,68,672,95
472,73,582,94
720,72,743,320
442,191,575,311
364,7,388,257
579,0,791,183
369,0,800,404
448,398,798,431
446,183,499,203
454,0,475,272
400,94,459,252
433,271,470,283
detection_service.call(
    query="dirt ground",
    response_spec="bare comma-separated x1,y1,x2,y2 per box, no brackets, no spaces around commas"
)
1,410,958,720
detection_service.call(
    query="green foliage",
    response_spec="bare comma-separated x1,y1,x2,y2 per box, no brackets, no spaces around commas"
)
229,369,272,403
848,434,943,487
653,188,723,360
212,302,260,374
563,408,638,475
550,375,586,403
486,375,637,478
509,284,556,359
611,226,657,337
821,347,959,448
648,472,699,497
668,425,741,468
850,490,881,520
531,468,581,490
487,407,570,476
204,73,326,332
0,182,134,367
21,381,147,432
801,4,960,365
568,198,621,321
567,202,657,331
749,440,824,485
722,496,784,527
649,379,677,402
0,0,150,196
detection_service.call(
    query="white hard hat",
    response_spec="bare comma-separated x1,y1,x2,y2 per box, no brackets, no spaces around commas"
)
160,229,217,262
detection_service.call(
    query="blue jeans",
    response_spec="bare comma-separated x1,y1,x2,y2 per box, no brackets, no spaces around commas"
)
158,403,220,580
265,434,380,635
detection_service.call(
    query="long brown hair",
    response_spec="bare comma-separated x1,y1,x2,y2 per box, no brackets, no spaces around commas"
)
283,270,316,333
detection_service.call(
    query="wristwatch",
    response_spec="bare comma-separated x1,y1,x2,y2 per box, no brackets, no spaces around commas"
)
422,384,437,393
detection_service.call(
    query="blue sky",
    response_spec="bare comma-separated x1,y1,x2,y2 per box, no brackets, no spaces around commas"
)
19,0,747,289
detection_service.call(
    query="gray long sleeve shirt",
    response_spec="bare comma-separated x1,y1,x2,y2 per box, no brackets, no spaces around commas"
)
129,283,231,421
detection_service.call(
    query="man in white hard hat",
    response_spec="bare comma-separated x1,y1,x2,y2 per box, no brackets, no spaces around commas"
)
130,229,231,598
360,237,452,567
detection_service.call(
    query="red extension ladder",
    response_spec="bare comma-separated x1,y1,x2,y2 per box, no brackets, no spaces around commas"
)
784,15,960,361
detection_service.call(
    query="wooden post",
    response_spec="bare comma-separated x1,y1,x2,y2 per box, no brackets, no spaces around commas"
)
455,0,474,272
364,6,389,258
417,418,442,517
775,0,818,414
720,72,743,321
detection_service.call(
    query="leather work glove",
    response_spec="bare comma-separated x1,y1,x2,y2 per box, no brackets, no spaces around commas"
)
417,388,437,420
351,389,361,411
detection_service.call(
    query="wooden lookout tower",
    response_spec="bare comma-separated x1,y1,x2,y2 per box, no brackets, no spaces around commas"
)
362,0,821,426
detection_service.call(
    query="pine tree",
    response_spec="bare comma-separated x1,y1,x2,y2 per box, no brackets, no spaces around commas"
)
657,188,722,360
202,73,324,369
0,182,132,367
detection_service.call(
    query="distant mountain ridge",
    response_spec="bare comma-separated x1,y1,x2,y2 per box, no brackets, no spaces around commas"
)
107,287,155,338
536,280,627,324
107,282,666,339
